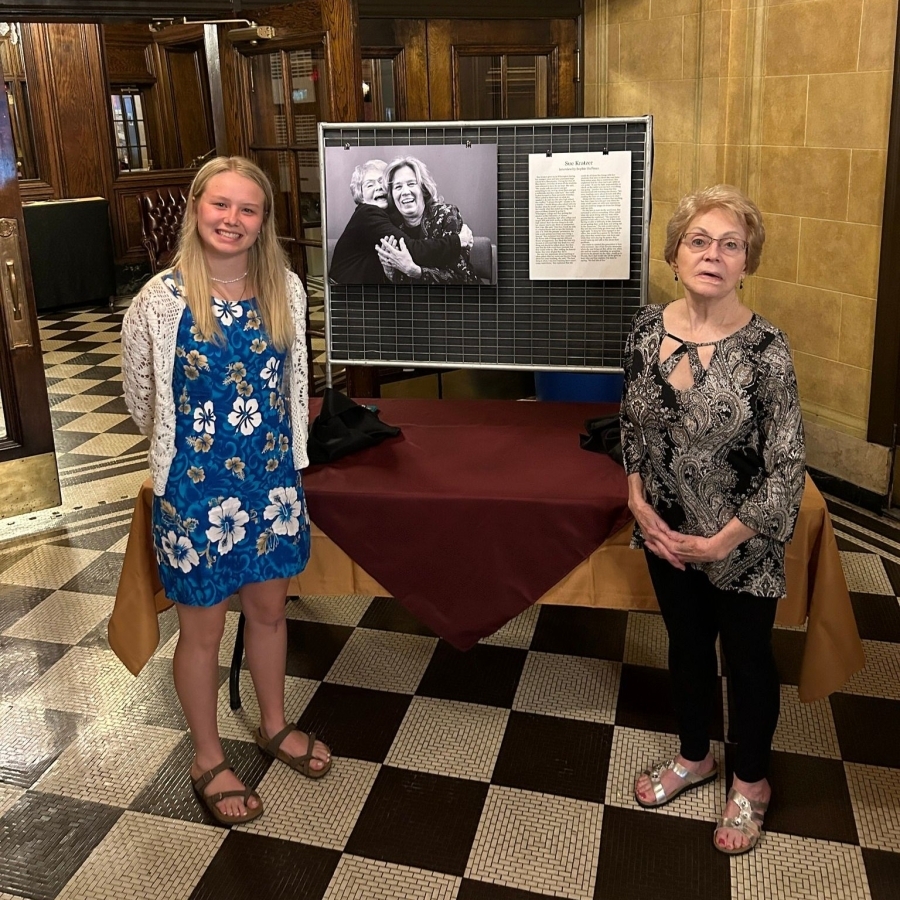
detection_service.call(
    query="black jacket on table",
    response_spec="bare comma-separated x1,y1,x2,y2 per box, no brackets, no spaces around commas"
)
329,204,463,284
620,303,806,598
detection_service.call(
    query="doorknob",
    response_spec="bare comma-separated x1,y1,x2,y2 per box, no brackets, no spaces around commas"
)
6,259,20,320
0,218,34,349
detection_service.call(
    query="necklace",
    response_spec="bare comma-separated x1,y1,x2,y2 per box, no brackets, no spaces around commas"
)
210,270,248,284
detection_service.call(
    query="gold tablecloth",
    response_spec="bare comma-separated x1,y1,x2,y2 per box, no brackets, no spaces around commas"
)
111,475,864,702
290,473,863,702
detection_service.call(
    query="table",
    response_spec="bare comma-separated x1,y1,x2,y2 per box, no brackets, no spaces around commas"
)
302,399,631,651
110,399,865,702
23,198,116,311
292,399,864,702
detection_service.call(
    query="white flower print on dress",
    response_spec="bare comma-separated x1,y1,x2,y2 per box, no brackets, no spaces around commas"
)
227,396,262,436
212,297,245,327
192,401,216,434
260,357,282,389
206,497,249,554
263,486,303,536
161,530,200,572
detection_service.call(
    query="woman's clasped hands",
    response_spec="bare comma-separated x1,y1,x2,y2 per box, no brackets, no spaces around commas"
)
628,489,743,569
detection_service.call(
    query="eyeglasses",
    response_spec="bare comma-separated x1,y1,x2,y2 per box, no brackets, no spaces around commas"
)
680,233,748,256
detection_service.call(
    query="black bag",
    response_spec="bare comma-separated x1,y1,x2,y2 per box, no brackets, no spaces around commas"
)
579,414,624,466
307,388,401,464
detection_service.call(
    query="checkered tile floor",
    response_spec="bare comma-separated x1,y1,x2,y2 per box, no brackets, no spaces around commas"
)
0,303,899,900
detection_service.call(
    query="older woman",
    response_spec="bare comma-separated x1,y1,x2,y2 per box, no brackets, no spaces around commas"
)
622,185,805,854
376,155,479,284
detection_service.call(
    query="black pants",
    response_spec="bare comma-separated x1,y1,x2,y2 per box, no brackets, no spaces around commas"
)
644,551,780,783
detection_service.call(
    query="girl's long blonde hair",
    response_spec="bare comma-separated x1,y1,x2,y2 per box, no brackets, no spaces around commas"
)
173,156,295,351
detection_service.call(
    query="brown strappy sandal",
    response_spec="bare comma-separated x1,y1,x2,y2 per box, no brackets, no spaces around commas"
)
191,760,264,826
255,724,332,779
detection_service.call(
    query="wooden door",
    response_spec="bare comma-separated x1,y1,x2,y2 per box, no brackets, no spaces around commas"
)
0,54,60,516
360,17,578,123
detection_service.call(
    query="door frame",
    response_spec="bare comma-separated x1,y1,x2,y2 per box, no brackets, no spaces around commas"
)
868,8,900,505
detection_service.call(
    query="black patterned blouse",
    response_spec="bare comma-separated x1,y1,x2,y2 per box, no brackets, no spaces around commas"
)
396,202,479,285
620,303,806,597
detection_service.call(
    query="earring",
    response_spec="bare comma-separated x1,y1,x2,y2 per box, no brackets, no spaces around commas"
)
674,272,679,283
740,276,744,290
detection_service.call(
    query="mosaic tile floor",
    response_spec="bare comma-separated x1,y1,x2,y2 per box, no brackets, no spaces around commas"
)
0,303,899,899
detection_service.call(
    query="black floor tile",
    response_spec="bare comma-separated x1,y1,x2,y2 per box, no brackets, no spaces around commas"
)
881,557,900,596
53,340,108,354
615,663,725,741
66,351,121,367
491,711,612,803
0,547,45,574
417,641,526,707
190,832,340,900
130,734,271,825
771,628,805,686
283,619,353,680
863,848,900,900
296,682,411,763
358,595,437,637
531,606,628,661
835,535,863,552
0,584,54,632
830,502,900,543
850,593,900,643
92,396,130,416
47,409,88,429
346,766,488,875
52,430,98,453
0,707,90,788
0,791,122,900
458,881,559,900
77,365,121,381
50,329,104,342
119,657,192,730
58,551,124,595
0,635,70,698
77,615,112,650
50,525,129,552
83,380,128,395
831,693,900,768
107,417,144,435
594,805,730,900
743,749,858,844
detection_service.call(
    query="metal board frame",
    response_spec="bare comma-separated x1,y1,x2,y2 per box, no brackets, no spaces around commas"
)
318,117,652,382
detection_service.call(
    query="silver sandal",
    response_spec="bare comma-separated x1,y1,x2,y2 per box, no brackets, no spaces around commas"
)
634,757,718,809
713,788,768,855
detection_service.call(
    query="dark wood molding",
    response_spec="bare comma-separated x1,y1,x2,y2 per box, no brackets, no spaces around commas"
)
359,0,582,18
0,1,296,22
322,0,364,123
204,24,228,154
868,5,900,448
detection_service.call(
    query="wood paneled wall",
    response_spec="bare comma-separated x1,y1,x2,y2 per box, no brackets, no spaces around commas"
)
12,0,362,264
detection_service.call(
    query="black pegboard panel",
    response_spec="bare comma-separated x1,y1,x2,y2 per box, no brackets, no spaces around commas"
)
319,117,652,373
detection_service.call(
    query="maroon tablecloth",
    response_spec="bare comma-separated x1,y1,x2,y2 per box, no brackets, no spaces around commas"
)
303,398,630,649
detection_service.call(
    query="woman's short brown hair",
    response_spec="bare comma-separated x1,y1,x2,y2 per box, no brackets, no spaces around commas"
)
664,184,765,275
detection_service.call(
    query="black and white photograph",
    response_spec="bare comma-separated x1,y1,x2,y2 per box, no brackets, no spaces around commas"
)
324,142,498,286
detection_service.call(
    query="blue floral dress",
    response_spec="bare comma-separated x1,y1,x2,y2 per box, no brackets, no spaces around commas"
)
152,275,310,607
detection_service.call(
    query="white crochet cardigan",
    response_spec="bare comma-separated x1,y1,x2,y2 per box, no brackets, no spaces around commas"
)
122,269,310,496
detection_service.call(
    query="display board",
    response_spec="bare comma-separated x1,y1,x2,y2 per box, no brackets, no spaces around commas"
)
318,118,652,374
